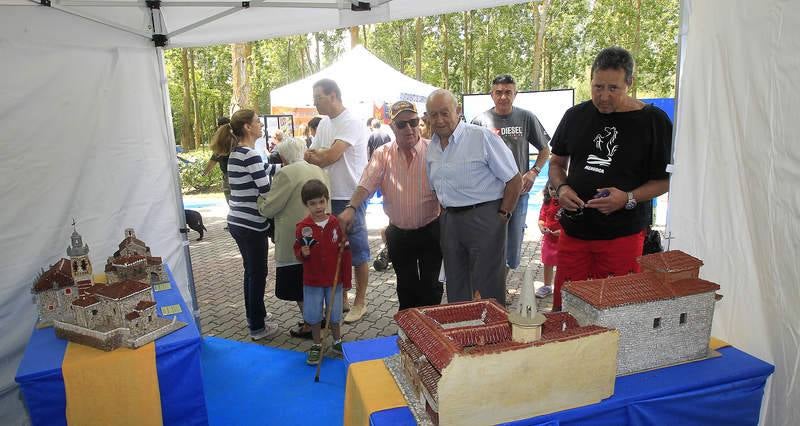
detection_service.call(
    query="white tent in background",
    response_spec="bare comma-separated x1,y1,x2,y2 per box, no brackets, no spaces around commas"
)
270,45,439,120
1,1,799,425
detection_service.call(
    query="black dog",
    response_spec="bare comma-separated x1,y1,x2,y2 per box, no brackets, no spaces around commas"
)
185,209,207,241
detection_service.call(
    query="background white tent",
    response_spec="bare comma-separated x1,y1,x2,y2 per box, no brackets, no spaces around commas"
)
270,45,439,119
1,0,798,425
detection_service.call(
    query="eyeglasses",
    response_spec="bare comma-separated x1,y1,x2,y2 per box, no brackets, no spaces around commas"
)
394,118,420,129
556,207,584,221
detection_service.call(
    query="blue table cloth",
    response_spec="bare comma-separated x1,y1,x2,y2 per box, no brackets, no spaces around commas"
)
343,336,774,426
15,267,208,426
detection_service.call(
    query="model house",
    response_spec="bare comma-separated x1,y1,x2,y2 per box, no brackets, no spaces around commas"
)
562,250,721,375
394,299,619,426
31,226,185,351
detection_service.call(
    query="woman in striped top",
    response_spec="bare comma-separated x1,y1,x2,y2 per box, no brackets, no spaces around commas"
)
211,109,281,340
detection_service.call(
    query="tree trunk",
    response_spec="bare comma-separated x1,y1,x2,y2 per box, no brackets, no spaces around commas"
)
230,43,251,114
463,11,473,94
314,32,321,71
189,49,202,148
349,26,359,48
398,23,405,74
632,0,642,97
415,18,423,80
441,15,449,90
531,0,551,91
484,14,491,91
362,25,368,48
180,48,194,151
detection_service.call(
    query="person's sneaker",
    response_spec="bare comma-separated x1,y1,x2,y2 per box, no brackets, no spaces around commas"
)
306,344,322,365
535,285,553,299
330,339,343,356
250,323,281,341
344,304,367,323
373,247,390,271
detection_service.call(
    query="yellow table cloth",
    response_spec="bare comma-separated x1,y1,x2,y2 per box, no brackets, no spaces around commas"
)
343,359,407,426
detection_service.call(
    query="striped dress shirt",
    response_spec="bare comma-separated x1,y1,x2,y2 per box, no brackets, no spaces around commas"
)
358,138,439,230
227,146,280,231
426,121,518,208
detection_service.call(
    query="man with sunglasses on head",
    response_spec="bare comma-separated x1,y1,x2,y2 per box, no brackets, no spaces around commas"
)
472,74,551,282
426,89,522,306
548,47,672,311
339,101,443,311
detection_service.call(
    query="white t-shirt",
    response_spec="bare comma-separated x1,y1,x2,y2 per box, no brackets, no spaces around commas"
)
312,109,369,200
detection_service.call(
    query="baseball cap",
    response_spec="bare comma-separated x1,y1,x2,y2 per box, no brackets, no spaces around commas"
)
390,100,418,120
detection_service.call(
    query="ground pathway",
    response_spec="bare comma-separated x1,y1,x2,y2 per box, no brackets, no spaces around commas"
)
185,195,552,353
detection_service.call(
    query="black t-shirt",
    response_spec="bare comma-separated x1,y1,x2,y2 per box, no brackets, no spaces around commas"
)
211,154,229,175
550,101,672,240
367,129,392,158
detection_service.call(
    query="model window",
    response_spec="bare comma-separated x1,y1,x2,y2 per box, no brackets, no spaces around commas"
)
653,317,661,329
48,305,54,311
92,309,98,316
679,313,687,324
64,288,72,295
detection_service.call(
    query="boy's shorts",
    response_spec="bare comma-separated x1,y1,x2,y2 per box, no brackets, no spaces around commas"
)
303,285,343,325
332,199,370,265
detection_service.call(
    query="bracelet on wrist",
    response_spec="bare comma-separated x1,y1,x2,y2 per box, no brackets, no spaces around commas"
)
555,183,570,197
344,204,356,212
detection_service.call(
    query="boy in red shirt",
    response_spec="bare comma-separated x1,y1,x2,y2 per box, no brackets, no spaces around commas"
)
294,179,352,365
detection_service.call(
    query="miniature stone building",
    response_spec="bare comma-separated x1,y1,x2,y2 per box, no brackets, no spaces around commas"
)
31,259,80,327
562,250,720,375
394,300,619,426
31,226,185,351
105,228,167,284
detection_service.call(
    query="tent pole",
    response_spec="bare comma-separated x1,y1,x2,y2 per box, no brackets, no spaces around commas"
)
154,47,203,333
28,0,152,39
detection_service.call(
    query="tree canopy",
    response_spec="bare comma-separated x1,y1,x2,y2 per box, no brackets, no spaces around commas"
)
165,0,679,150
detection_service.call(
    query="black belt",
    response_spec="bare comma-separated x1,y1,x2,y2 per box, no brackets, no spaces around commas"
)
445,199,498,213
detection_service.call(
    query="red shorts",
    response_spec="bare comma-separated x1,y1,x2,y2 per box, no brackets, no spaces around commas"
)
553,230,645,311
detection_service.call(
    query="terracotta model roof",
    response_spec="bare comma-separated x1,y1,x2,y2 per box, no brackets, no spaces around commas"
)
111,255,147,266
564,273,720,309
125,311,140,321
32,259,75,293
93,280,150,300
637,250,703,273
135,300,156,310
396,308,461,371
147,256,162,265
72,295,99,307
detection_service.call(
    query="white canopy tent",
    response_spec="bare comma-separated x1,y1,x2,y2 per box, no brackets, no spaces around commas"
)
270,45,439,119
0,1,797,425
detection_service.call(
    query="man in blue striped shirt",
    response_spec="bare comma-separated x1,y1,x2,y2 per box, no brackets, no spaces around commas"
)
426,89,522,305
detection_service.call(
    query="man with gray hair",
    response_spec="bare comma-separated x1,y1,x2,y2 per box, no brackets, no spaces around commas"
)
426,89,522,305
548,46,672,311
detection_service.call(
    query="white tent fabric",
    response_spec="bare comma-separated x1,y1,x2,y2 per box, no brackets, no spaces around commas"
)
0,7,192,424
3,0,529,48
270,45,439,116
667,1,799,424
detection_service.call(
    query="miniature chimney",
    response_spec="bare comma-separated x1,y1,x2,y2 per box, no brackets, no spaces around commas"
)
508,267,546,343
124,228,136,239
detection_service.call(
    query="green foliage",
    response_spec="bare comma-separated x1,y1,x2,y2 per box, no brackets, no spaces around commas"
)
178,150,223,193
165,0,680,150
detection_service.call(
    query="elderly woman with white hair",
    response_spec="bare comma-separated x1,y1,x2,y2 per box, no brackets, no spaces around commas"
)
257,137,330,338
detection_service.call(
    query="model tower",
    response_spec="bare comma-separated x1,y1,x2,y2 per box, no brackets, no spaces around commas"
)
66,220,93,293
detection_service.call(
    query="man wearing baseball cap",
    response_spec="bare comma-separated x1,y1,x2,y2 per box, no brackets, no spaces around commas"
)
339,100,443,310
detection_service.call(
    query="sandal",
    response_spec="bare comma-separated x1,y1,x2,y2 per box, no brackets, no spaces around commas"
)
289,326,313,339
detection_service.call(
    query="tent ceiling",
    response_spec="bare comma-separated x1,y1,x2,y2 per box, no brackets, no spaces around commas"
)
10,0,529,48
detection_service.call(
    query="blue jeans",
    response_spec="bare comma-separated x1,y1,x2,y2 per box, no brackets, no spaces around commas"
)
228,224,268,332
303,285,343,325
506,192,529,269
332,199,370,265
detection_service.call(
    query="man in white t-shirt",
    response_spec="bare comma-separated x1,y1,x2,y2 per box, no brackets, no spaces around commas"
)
305,78,371,323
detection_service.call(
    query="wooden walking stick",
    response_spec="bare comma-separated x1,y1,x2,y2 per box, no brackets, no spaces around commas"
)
314,239,346,382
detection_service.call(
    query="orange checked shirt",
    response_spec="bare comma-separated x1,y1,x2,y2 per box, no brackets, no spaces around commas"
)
358,138,440,230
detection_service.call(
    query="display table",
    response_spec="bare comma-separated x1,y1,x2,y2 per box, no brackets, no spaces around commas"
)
15,267,207,426
342,336,774,426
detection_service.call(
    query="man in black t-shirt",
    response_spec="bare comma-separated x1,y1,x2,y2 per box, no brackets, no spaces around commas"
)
367,117,392,158
548,47,672,311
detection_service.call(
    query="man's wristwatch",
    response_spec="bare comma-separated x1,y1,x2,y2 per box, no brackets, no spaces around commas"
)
344,204,357,212
624,192,638,210
531,165,541,174
498,209,512,220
